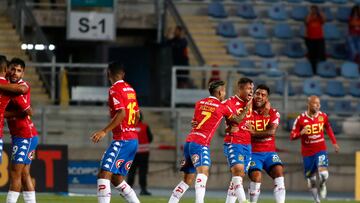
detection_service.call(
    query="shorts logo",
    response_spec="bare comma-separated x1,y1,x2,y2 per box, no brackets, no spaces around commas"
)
238,155,244,161
180,159,186,167
12,146,18,156
191,154,199,165
272,155,281,163
116,159,124,168
125,161,132,170
250,161,256,166
28,150,35,160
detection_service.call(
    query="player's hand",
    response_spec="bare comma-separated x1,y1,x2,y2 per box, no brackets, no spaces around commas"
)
333,144,340,153
91,130,106,143
261,101,271,116
230,126,239,133
300,126,309,135
245,122,255,134
191,120,198,128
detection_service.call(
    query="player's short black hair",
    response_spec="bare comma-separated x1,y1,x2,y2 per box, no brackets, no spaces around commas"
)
256,84,270,95
108,61,125,75
0,55,8,72
237,77,253,88
208,80,225,95
9,57,25,70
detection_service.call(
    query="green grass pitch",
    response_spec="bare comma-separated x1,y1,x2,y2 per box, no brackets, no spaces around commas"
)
0,195,357,203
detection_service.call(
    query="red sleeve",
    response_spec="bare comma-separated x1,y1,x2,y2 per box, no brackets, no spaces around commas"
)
21,83,30,94
11,95,30,111
270,109,280,127
222,104,234,119
109,89,125,111
324,115,337,144
290,115,302,140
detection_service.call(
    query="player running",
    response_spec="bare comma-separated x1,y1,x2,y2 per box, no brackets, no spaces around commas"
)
223,77,254,203
0,58,38,203
91,62,141,203
290,95,340,203
246,84,285,203
168,80,249,203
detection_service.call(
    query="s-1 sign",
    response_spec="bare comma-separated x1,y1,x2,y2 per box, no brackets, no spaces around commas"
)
68,11,115,41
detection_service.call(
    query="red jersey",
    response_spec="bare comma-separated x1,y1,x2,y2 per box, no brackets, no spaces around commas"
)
250,108,280,152
349,16,360,36
6,80,38,138
290,111,337,156
306,16,324,39
0,77,10,138
186,96,233,146
223,95,252,145
136,121,150,153
108,80,139,140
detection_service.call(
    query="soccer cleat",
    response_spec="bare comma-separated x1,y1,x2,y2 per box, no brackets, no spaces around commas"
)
140,190,151,196
319,183,327,199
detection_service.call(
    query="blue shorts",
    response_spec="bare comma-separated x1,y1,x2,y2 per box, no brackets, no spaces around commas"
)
224,143,252,173
248,152,283,174
180,142,211,174
0,139,3,163
303,151,328,177
11,136,38,164
100,139,138,176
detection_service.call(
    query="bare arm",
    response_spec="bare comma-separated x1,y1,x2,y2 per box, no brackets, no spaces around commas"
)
4,107,33,118
229,101,252,124
91,109,126,143
247,123,278,138
0,83,28,94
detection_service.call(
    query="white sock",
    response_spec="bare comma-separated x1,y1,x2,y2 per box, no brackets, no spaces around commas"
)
232,176,247,202
319,170,329,185
97,179,111,203
249,181,261,203
307,176,320,203
6,191,20,203
274,177,286,203
168,181,189,203
195,173,208,203
225,181,237,203
23,191,36,203
115,181,140,203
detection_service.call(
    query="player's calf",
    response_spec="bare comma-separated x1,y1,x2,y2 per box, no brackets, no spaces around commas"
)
318,169,329,199
307,176,320,203
273,177,285,203
248,181,261,203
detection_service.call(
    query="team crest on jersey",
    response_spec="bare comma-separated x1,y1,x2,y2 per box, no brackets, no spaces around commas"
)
191,154,199,164
125,161,132,170
318,116,324,122
238,155,244,161
116,159,124,168
28,150,35,160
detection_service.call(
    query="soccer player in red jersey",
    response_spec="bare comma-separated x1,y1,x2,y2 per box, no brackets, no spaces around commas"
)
246,84,285,203
168,80,249,203
291,95,340,203
91,62,141,203
223,77,254,203
0,58,37,203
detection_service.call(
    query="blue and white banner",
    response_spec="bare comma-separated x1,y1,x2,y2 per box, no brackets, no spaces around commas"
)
68,161,99,184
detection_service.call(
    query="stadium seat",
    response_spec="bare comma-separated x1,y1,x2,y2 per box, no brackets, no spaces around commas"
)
275,80,295,96
208,2,228,18
236,4,257,19
293,60,313,77
331,0,347,4
320,99,329,112
317,61,337,78
324,23,341,40
357,103,360,112
329,120,342,135
326,81,345,97
336,7,351,22
306,0,325,3
322,7,334,21
233,0,249,2
334,100,353,116
291,5,308,21
349,81,360,97
261,59,283,77
268,3,288,21
216,21,237,38
287,0,303,2
341,61,360,79
283,42,306,58
274,23,294,39
248,22,268,39
298,24,306,38
255,41,274,58
237,59,259,76
330,43,347,60
303,79,322,96
227,40,248,57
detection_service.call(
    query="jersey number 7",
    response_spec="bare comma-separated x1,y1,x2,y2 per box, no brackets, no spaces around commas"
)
196,111,212,129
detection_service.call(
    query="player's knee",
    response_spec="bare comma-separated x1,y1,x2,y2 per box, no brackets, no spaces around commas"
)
249,171,262,182
306,176,317,188
270,165,284,179
231,164,245,177
97,170,112,179
319,170,329,182
183,173,195,185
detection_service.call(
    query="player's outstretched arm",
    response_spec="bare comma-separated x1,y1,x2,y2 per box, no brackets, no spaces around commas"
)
230,101,252,124
0,83,28,94
91,109,126,143
4,107,33,118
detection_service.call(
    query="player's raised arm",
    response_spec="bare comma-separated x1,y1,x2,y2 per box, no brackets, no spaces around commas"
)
290,116,303,140
228,100,252,124
91,109,126,143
